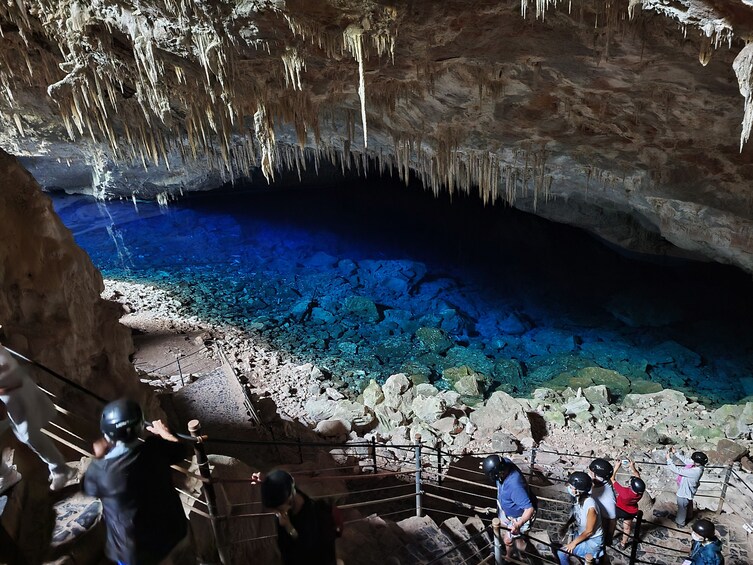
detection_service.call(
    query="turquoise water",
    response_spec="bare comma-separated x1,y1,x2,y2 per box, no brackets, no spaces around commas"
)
51,178,753,405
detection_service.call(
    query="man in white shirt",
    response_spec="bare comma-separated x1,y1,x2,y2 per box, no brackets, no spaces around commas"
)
666,447,707,527
0,344,76,491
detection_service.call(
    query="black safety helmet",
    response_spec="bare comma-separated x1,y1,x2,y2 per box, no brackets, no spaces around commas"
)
691,452,708,466
589,458,614,480
100,399,144,442
567,471,593,494
482,455,512,484
629,477,646,495
261,470,296,508
692,519,715,539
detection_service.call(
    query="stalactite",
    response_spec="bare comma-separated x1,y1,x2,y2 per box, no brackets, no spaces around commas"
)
343,24,368,148
734,42,753,152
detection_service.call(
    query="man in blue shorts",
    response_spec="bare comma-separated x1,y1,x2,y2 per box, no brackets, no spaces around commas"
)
482,455,537,562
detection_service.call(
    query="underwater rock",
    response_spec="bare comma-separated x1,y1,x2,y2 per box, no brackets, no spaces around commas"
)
416,326,453,354
605,292,684,328
445,347,494,376
498,312,529,335
575,367,632,399
343,295,380,322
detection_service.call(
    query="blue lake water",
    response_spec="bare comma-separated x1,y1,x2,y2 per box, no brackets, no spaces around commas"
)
51,178,753,405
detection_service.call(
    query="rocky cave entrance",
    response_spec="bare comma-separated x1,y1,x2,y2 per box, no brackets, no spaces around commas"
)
49,165,753,407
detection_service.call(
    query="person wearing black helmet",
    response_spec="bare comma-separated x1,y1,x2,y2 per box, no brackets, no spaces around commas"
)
588,458,616,545
480,455,537,562
557,471,604,565
82,399,190,565
687,519,724,565
261,469,342,565
610,458,646,550
667,447,707,527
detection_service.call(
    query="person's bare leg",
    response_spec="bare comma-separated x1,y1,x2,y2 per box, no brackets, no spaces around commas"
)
622,519,632,547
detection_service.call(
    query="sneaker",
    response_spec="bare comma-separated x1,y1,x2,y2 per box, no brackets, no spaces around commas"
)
49,465,78,491
0,466,22,495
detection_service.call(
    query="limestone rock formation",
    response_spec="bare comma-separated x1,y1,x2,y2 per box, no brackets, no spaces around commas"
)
0,1,753,270
0,148,137,399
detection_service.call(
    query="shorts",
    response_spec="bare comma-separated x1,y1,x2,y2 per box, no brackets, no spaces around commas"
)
499,511,534,539
615,507,638,520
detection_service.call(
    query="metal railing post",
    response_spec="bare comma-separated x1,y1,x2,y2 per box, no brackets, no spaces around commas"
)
717,463,734,514
371,436,378,474
492,518,503,565
415,434,423,517
530,447,537,469
176,355,185,387
629,510,643,565
188,419,225,564
436,440,443,487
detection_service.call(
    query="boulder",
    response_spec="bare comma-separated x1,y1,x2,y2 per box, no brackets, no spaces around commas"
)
583,385,610,405
361,379,385,409
382,373,413,409
443,366,485,396
576,367,631,398
411,395,447,423
415,383,439,397
628,378,663,394
304,397,337,421
623,389,687,408
563,395,591,416
343,295,380,322
710,439,749,465
431,417,460,434
415,326,453,354
491,431,518,453
454,374,481,396
314,419,351,440
331,400,376,433
470,391,531,438
741,456,753,473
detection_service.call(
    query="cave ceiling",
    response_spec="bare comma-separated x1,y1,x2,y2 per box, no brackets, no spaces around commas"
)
2,0,753,271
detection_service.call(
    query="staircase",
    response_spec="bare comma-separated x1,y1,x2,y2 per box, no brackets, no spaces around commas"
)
339,514,479,564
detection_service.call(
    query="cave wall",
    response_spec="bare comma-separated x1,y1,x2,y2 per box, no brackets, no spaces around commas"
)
0,148,138,399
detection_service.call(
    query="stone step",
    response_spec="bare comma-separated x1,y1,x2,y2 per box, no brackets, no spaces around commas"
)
440,516,486,562
396,515,465,563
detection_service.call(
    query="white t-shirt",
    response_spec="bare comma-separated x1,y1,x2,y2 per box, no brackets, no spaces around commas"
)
591,479,617,520
573,496,604,539
0,345,22,388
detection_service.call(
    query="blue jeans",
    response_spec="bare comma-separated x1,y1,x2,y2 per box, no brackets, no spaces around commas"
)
558,534,604,565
